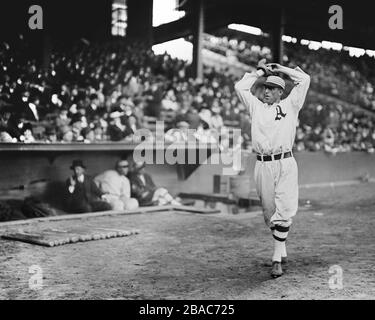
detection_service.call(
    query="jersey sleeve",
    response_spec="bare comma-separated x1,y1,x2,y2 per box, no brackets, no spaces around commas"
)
284,66,311,111
234,71,263,117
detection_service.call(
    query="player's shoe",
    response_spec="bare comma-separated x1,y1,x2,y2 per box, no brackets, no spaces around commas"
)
271,261,283,278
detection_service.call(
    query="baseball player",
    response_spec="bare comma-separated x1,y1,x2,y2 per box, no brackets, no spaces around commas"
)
235,59,310,278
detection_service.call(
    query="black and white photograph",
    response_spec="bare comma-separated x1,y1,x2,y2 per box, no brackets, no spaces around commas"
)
0,0,374,304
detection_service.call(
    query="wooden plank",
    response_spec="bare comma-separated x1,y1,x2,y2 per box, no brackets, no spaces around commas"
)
0,205,175,229
0,202,224,231
178,192,237,204
2,228,141,247
173,205,220,214
2,232,56,247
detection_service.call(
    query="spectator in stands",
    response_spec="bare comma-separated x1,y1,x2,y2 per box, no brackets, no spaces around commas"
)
162,89,179,111
185,106,201,130
20,123,35,143
126,115,139,134
165,121,190,143
107,110,133,142
13,94,41,123
210,104,224,130
44,127,57,143
70,114,84,142
59,124,74,143
0,105,19,141
94,159,139,211
221,99,240,126
92,122,106,141
128,158,181,207
1,35,374,151
65,160,111,213
55,106,71,128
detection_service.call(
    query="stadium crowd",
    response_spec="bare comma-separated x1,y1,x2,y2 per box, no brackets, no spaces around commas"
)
1,34,375,153
205,32,375,112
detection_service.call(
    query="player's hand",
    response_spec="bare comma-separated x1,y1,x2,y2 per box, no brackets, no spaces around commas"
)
141,191,150,198
257,59,273,76
266,63,282,72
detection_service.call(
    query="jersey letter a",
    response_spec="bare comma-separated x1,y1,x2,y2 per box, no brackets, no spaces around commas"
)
275,105,287,121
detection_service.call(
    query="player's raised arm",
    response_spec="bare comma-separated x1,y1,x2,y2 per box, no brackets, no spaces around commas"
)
267,63,311,111
234,59,270,116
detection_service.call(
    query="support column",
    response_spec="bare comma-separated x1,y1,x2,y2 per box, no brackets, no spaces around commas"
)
41,32,52,69
192,0,204,80
271,8,285,64
127,0,153,46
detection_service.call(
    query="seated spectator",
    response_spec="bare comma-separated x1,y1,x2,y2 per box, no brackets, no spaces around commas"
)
210,105,224,130
59,124,74,142
0,105,20,141
162,89,179,111
126,115,139,134
128,159,181,207
185,107,201,130
65,160,111,213
107,110,133,142
70,114,84,142
55,106,71,128
44,127,57,143
19,123,35,143
165,121,190,143
1,130,16,142
94,159,139,211
81,126,96,143
92,122,105,141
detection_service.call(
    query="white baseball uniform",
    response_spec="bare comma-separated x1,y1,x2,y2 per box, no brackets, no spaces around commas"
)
235,67,310,228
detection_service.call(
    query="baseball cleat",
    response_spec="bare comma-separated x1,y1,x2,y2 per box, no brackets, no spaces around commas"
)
271,261,283,278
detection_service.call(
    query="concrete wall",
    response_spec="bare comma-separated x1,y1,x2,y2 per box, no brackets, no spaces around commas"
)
170,151,375,195
0,150,374,208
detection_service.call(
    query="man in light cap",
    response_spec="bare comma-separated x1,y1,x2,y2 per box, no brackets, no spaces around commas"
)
235,58,310,278
94,159,139,211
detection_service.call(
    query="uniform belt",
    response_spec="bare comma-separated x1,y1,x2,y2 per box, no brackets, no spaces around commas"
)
257,151,293,162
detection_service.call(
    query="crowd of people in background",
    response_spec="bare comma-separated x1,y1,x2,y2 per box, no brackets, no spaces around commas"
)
205,32,375,112
1,32,375,153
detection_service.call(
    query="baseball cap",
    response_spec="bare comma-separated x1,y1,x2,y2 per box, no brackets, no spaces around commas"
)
264,76,285,90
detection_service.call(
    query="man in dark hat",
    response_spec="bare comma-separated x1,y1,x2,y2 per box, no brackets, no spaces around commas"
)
65,160,111,213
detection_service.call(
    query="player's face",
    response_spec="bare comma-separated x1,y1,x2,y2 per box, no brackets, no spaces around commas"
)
117,161,129,176
264,86,282,105
73,166,85,177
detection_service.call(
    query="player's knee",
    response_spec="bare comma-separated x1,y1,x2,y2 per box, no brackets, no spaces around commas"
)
124,198,139,210
110,199,125,211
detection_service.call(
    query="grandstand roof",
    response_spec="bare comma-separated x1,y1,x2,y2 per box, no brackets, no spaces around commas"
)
156,0,375,50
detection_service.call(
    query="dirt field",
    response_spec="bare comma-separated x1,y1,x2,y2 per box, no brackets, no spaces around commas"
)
1,182,375,300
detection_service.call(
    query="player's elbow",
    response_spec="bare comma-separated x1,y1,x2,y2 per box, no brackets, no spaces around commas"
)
234,81,246,93
302,73,311,86
234,81,241,92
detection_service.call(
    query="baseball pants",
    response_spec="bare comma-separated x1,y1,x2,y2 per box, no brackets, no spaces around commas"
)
254,156,299,228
